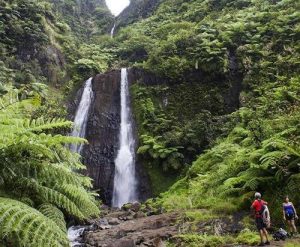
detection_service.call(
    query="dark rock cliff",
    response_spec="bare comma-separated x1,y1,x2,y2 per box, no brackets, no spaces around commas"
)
81,69,152,205
82,70,120,204
72,66,242,205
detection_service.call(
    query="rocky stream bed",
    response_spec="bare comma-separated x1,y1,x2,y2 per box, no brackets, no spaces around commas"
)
68,203,300,247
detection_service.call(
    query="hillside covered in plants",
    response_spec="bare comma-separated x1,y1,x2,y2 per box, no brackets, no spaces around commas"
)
108,0,300,206
0,0,112,246
0,0,299,246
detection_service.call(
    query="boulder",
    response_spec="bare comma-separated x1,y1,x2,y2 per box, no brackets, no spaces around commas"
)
108,218,120,225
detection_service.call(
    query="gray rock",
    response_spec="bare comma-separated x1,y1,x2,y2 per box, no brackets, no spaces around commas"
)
116,230,127,239
99,225,111,230
108,218,120,225
115,239,135,247
98,218,109,225
131,202,141,212
134,212,146,219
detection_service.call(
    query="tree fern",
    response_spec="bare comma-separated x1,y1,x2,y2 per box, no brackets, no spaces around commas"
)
0,89,100,246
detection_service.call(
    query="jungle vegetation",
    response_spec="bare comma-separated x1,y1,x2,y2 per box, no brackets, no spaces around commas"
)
0,0,299,246
103,0,300,203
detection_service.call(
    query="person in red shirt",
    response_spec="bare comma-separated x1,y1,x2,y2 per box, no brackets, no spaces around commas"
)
251,192,270,246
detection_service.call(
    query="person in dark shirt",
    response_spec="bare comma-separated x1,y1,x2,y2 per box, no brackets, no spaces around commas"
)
283,196,298,236
251,192,270,246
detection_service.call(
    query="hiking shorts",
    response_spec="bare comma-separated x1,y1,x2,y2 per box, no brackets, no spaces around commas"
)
256,217,266,230
285,213,295,221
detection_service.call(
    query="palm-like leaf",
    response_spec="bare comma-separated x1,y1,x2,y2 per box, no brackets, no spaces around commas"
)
0,90,100,246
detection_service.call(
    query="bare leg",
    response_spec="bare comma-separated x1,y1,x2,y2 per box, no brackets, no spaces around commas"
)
287,221,293,234
263,228,269,242
290,220,297,233
259,229,264,243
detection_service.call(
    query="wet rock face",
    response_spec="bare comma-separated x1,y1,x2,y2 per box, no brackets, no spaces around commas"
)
82,70,121,204
127,68,168,86
81,69,152,205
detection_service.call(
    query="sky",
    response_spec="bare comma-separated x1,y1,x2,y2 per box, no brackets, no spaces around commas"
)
105,0,130,16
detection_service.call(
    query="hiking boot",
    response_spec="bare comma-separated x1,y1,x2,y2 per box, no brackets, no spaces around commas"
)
265,241,270,245
258,243,265,246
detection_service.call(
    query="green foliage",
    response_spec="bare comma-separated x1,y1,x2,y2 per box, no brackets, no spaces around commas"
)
138,134,184,171
172,234,231,247
38,203,67,232
0,0,49,53
0,198,69,247
159,73,300,220
0,89,100,246
131,80,233,194
0,0,71,87
184,210,218,223
284,240,300,247
139,0,300,212
1,0,300,244
132,83,230,167
74,44,115,77
50,0,113,39
0,0,114,92
235,229,261,246
113,0,300,81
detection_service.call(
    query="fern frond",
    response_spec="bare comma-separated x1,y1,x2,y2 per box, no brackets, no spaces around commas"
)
0,89,100,246
259,150,286,169
25,118,73,132
0,89,19,110
0,197,68,247
19,178,85,219
38,204,67,232
57,184,100,218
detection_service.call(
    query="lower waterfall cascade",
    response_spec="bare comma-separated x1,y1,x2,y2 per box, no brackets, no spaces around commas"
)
112,68,138,208
70,77,93,154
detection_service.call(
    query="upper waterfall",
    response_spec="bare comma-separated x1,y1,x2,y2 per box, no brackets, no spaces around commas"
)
110,23,116,38
70,77,93,153
112,68,137,208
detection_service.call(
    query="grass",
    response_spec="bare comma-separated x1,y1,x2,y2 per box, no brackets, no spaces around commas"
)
173,234,232,247
184,210,218,223
284,239,300,247
170,230,260,247
236,229,261,246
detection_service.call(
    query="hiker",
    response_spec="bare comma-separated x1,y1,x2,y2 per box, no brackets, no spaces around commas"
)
283,196,298,236
251,192,270,246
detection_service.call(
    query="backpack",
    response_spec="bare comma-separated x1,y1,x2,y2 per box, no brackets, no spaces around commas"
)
273,228,288,241
256,200,266,217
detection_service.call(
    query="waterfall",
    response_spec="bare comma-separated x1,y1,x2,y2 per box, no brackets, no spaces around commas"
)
68,226,85,247
70,78,93,154
112,68,137,208
110,23,116,38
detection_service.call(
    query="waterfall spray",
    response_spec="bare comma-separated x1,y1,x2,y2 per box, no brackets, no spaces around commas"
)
112,68,137,208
